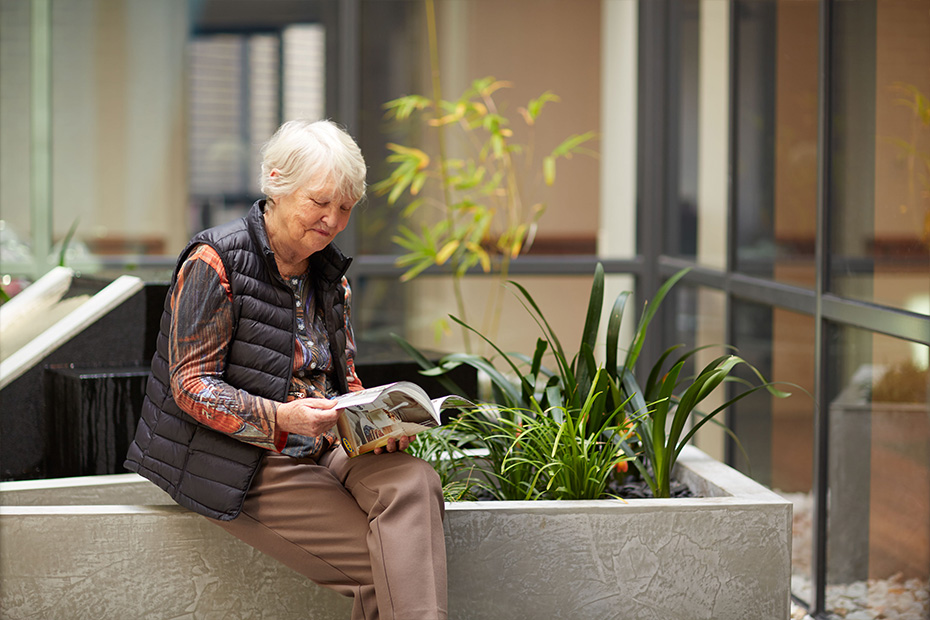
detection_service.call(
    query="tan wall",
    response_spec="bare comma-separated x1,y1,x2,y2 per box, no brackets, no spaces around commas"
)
441,0,602,243
773,0,818,249
875,0,930,240
407,1,604,356
79,0,189,255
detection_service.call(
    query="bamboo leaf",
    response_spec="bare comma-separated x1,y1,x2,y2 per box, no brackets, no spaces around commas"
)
543,156,556,186
526,91,560,121
551,131,597,158
435,240,460,265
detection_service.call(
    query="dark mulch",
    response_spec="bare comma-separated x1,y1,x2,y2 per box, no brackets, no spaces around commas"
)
465,471,694,501
608,474,693,499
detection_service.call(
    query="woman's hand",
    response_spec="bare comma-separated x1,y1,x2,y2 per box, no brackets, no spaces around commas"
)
276,398,340,437
373,435,416,454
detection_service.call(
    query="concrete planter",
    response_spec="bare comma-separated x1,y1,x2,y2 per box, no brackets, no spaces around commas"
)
0,445,791,620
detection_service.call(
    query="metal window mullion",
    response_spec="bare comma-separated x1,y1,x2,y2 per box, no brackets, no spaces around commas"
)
276,31,285,128
239,38,251,196
723,0,739,466
635,0,670,376
350,255,643,279
811,0,834,615
822,295,930,346
336,0,360,257
657,256,929,342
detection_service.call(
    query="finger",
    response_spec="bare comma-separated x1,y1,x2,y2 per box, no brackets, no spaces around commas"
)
315,407,340,421
397,435,410,452
302,398,336,409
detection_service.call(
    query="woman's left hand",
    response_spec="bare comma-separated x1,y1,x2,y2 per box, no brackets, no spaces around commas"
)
373,435,416,454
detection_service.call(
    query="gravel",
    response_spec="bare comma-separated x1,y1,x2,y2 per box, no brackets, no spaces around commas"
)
779,491,930,620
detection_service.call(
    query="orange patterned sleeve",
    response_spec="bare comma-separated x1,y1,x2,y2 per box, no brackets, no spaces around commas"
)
168,244,286,451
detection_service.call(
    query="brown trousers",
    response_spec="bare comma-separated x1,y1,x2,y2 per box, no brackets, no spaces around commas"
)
209,448,448,619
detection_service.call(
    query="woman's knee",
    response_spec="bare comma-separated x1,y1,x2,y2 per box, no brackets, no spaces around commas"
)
378,453,443,502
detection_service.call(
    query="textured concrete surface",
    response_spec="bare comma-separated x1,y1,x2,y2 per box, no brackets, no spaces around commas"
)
444,446,792,620
0,505,352,619
1,446,791,620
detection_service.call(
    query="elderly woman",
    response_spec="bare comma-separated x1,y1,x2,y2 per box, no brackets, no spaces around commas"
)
125,119,447,620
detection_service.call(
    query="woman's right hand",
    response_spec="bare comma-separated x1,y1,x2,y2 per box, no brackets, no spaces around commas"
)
276,398,340,437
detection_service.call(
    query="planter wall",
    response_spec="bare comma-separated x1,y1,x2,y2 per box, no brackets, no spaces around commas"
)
445,446,792,619
0,446,791,620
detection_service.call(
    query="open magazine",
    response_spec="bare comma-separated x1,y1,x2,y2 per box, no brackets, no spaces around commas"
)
334,381,473,457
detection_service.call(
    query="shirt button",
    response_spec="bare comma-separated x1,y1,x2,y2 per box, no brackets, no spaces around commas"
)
310,362,316,369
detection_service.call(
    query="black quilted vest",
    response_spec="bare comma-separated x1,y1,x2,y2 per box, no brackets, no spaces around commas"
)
124,201,352,520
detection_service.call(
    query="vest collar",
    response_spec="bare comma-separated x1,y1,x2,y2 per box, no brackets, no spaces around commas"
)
248,200,353,287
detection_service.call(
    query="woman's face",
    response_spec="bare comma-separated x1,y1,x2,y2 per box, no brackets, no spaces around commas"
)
267,177,355,260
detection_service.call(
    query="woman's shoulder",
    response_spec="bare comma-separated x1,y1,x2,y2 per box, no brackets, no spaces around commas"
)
181,244,228,281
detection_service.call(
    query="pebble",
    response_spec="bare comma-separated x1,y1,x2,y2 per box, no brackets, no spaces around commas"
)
779,491,930,619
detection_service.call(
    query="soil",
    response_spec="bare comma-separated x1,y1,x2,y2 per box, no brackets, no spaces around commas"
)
609,475,694,499
468,473,695,501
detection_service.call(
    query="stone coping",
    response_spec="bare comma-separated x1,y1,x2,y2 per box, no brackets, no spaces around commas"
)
1,446,792,620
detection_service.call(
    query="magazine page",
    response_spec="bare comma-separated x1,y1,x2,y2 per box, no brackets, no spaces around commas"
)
334,381,434,415
335,382,440,457
431,394,475,412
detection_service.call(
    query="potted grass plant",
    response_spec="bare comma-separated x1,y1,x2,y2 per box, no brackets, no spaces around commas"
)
391,264,795,619
397,264,790,501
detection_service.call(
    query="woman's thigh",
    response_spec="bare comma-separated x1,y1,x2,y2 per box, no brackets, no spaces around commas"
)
209,452,374,591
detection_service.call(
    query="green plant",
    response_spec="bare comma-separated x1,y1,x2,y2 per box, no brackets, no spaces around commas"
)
373,4,595,350
407,423,479,502
58,218,80,267
396,264,790,499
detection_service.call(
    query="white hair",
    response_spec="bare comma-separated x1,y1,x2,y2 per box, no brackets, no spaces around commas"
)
260,119,367,204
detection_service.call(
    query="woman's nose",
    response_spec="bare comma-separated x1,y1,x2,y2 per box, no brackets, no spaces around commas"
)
319,205,337,225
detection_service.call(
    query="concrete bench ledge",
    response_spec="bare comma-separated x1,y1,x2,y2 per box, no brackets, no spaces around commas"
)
1,447,792,620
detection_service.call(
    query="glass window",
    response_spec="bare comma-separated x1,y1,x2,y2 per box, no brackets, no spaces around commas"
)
733,0,819,286
51,0,190,263
356,0,427,256
830,0,930,313
824,325,929,617
724,299,817,603
666,0,733,271
354,272,611,367
668,285,728,460
666,0,700,259
357,0,602,259
187,24,327,231
1,0,343,282
0,0,33,276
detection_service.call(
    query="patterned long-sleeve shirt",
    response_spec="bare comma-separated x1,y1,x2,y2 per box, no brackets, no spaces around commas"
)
168,244,363,459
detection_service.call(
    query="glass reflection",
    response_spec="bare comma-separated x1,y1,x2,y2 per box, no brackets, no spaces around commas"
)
727,298,817,598
733,0,818,286
668,285,728,460
825,325,929,617
830,0,930,313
